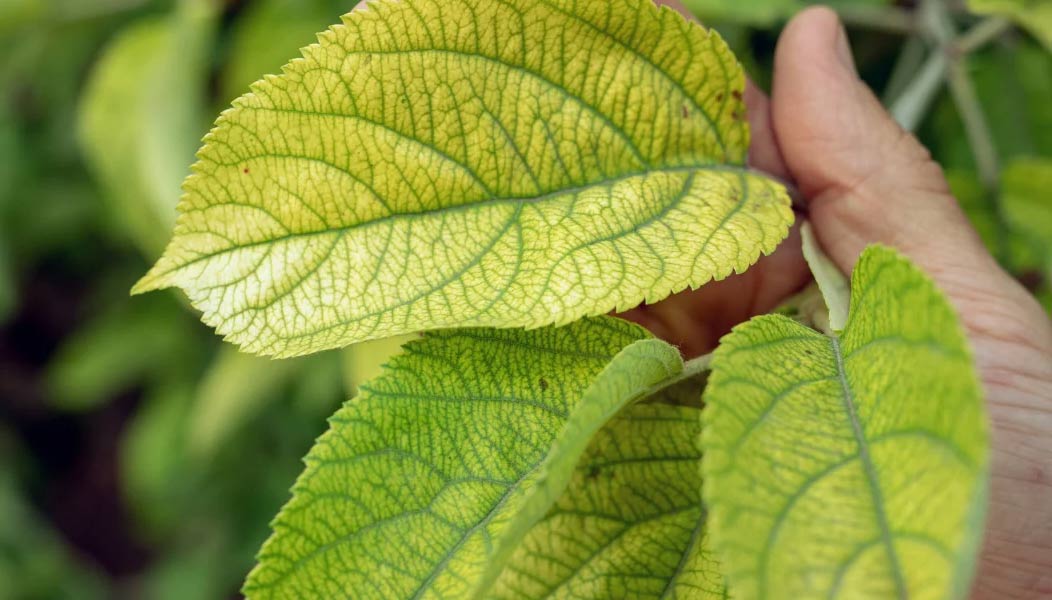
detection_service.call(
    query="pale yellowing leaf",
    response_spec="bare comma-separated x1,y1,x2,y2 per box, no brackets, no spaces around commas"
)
243,316,694,599
134,0,793,358
702,246,989,600
492,386,727,600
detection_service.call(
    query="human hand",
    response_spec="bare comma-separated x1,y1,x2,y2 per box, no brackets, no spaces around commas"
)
620,3,1052,598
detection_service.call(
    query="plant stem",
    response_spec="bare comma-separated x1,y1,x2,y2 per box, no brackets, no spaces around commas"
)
927,0,1013,264
947,62,1000,188
682,353,713,379
838,5,917,34
946,58,1017,264
889,49,947,131
635,352,713,404
921,0,958,46
889,1,1011,134
955,16,1013,55
883,35,929,105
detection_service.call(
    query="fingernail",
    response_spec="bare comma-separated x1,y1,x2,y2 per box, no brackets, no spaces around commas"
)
834,21,857,75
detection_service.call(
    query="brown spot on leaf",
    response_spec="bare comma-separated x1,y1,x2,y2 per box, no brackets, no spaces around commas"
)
243,168,250,174
732,90,743,101
682,104,689,119
539,377,548,391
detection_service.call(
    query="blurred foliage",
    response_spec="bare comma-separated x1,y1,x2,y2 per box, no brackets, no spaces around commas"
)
683,0,891,27
78,1,216,258
968,0,1052,51
0,0,1049,598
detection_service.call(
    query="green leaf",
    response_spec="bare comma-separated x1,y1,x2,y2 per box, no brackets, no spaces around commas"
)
46,294,197,412
682,0,796,25
1001,156,1052,270
968,0,1052,51
0,0,43,37
121,379,194,537
186,346,299,460
78,2,215,258
681,0,888,27
928,41,1052,171
702,246,989,599
945,168,1040,274
243,316,692,599
492,385,726,600
134,0,793,358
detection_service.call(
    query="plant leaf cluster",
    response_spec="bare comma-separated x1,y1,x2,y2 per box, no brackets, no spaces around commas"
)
8,0,1049,596
133,1,995,597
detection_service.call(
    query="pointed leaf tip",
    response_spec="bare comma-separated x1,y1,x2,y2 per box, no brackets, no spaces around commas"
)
136,0,793,357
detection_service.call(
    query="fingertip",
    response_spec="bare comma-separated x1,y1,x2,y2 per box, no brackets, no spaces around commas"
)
772,5,899,200
776,6,852,80
781,6,842,47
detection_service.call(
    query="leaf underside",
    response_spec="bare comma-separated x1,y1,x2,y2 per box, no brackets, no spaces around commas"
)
702,246,989,600
134,0,793,357
243,316,726,599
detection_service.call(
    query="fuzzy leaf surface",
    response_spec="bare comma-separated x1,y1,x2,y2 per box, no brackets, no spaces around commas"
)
134,0,793,357
702,246,989,600
243,316,689,599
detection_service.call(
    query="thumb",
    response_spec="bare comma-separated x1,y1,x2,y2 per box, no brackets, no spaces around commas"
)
771,7,1050,352
773,7,987,278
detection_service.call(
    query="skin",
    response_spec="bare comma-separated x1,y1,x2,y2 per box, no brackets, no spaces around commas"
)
621,2,1052,597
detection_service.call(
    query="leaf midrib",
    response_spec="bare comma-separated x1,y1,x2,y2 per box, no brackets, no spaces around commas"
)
407,470,532,600
829,335,908,600
154,163,750,279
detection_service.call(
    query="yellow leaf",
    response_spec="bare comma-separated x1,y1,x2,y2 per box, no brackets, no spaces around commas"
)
134,0,793,358
702,247,989,599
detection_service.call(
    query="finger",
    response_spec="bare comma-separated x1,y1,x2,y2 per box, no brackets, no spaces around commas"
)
771,8,1050,345
772,8,982,270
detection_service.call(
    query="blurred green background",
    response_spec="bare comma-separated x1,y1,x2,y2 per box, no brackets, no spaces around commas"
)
0,0,1048,598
